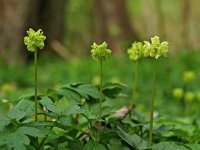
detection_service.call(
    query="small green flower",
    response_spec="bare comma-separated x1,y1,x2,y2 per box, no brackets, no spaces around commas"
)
24,28,46,52
127,42,143,61
143,36,169,59
91,42,112,61
182,71,196,83
173,88,183,99
184,91,195,102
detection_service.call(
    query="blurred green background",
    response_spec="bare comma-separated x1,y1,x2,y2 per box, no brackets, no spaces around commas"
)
0,0,200,116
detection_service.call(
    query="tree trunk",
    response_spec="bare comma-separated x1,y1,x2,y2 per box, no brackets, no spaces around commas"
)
0,0,67,65
0,0,31,64
182,0,191,48
93,0,139,54
155,0,167,39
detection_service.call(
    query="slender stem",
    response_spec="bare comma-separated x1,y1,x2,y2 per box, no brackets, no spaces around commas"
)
99,60,103,118
34,49,38,121
149,59,156,146
129,60,138,118
38,126,54,149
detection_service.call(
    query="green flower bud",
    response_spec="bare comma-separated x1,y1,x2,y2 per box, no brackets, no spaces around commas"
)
173,88,183,99
143,36,169,59
24,28,46,52
184,91,195,102
182,71,196,83
127,42,143,61
91,42,112,61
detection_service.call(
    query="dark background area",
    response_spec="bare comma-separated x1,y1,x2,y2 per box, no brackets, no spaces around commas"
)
0,0,200,65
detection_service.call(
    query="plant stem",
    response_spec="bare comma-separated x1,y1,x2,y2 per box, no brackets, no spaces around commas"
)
149,59,156,146
38,126,54,149
129,60,138,118
99,60,103,118
34,49,38,121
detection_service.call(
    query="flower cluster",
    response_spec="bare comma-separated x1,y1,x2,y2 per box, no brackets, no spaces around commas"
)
172,88,198,102
173,88,183,99
172,70,199,102
91,42,112,61
24,28,46,52
183,71,196,83
127,36,169,60
127,42,143,61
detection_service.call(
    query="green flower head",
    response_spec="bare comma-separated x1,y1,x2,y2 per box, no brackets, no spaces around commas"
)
127,42,143,61
173,88,183,99
24,28,46,52
184,91,195,102
143,36,169,59
91,42,112,61
182,71,196,83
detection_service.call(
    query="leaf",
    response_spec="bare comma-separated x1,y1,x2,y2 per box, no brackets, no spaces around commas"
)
70,140,84,150
40,97,60,114
57,88,81,102
75,84,100,100
84,140,107,150
0,116,11,131
172,129,190,141
0,126,46,150
186,143,200,150
107,138,129,150
117,126,148,149
122,119,144,128
152,142,189,150
103,82,126,99
17,93,35,101
62,83,100,100
154,125,174,134
64,104,85,115
17,126,47,137
46,88,59,100
8,99,34,120
100,129,119,143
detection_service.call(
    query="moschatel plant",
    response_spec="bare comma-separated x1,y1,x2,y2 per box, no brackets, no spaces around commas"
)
91,42,111,118
143,36,169,146
173,70,196,116
127,42,144,117
2,30,200,150
24,28,46,121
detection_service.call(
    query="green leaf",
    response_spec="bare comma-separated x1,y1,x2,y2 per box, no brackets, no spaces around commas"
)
84,140,106,150
65,104,85,115
122,119,144,128
57,88,81,102
152,142,189,150
75,84,100,100
17,126,47,137
8,99,34,120
17,93,35,101
0,116,11,131
190,130,200,143
46,88,59,100
40,97,60,114
107,138,129,150
70,140,84,150
186,143,200,150
62,83,100,100
103,82,127,99
0,126,46,150
117,126,148,149
172,129,190,141
100,129,119,143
